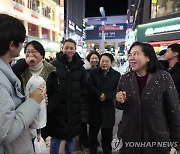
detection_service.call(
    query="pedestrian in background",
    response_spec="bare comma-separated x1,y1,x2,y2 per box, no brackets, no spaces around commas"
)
46,38,86,154
116,42,180,154
163,43,180,99
0,13,46,154
87,53,120,154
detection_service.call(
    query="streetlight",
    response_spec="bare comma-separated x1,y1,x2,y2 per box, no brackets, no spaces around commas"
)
99,7,105,53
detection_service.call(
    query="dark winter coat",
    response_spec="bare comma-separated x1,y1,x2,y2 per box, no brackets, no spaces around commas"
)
46,52,86,140
81,69,90,124
167,62,180,99
87,67,120,128
116,70,180,154
81,60,91,124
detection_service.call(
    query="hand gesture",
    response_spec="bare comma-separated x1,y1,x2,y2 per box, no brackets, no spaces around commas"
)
25,54,37,65
99,93,106,102
116,91,126,104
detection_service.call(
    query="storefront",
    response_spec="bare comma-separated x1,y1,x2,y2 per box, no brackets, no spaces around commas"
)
137,17,180,52
0,0,62,56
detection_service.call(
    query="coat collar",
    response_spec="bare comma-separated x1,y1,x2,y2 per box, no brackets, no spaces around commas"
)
56,51,84,66
0,59,24,98
168,62,180,73
130,71,155,101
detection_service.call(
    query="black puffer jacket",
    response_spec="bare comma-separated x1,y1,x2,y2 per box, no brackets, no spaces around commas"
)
47,52,86,139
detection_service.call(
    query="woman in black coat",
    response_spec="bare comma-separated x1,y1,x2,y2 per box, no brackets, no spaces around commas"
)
87,53,120,154
116,42,180,154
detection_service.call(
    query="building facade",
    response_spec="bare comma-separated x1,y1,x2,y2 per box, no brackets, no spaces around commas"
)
64,0,85,57
127,0,180,52
0,0,64,57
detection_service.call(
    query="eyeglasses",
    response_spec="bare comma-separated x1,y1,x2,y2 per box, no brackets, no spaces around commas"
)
127,51,139,58
25,49,38,54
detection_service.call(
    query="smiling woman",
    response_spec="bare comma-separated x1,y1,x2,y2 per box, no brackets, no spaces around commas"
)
115,42,180,154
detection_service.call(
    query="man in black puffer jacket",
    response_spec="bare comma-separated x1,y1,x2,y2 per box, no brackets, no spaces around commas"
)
46,38,86,154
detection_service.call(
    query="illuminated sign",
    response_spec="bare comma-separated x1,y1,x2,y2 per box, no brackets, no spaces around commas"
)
68,20,75,31
99,25,124,31
76,25,82,32
145,24,180,36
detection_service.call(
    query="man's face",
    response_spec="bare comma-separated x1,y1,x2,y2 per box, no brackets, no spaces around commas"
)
62,41,76,61
164,48,178,61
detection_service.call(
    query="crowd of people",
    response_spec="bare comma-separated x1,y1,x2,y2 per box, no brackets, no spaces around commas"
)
0,14,180,154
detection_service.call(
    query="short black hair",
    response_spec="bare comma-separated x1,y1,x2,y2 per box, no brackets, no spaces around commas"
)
129,42,162,73
24,41,45,58
167,43,180,60
0,14,26,56
62,38,76,48
158,49,167,56
100,53,114,63
86,50,101,62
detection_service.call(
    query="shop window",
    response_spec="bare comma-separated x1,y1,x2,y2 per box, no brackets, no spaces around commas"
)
151,0,180,19
28,23,38,37
52,0,60,5
42,4,51,19
13,0,24,5
42,28,50,39
28,0,39,12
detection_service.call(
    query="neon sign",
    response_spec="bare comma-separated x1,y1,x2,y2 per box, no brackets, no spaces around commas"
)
145,24,180,36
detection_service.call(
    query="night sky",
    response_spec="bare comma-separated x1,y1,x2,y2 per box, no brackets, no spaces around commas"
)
85,0,128,17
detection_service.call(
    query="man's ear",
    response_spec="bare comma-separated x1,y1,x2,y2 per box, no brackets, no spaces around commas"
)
9,41,15,51
174,52,179,57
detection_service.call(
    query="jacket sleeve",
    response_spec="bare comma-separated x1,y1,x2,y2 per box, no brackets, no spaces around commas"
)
87,70,102,98
164,73,180,150
0,85,40,144
11,59,29,79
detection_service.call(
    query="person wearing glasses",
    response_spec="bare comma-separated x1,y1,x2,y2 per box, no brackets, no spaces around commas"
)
115,42,180,154
0,14,46,154
12,40,55,140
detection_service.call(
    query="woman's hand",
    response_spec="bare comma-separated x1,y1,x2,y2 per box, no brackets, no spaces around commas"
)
116,91,126,104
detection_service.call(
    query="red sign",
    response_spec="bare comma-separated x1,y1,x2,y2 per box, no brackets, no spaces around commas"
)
13,6,23,13
99,26,123,31
31,14,38,19
148,39,180,47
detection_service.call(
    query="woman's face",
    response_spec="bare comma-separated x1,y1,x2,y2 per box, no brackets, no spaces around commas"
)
128,45,150,73
90,54,99,67
100,55,112,72
25,44,43,66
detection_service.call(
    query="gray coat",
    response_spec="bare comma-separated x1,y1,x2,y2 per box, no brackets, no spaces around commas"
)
0,59,40,154
116,70,180,154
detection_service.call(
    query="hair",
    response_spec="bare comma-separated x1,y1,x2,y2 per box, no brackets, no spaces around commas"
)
24,40,45,58
62,38,76,49
128,42,162,73
167,43,180,60
86,50,101,62
100,53,115,63
158,49,167,56
0,14,26,56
